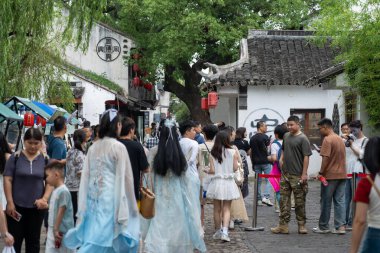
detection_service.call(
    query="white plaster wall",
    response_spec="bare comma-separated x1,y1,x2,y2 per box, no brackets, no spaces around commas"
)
211,96,237,127
148,91,171,123
64,23,133,91
66,74,115,125
237,85,343,176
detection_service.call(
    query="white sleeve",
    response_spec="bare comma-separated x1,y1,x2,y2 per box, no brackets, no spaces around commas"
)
270,144,279,156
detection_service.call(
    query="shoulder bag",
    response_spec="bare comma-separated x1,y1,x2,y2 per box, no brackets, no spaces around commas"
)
233,146,244,186
139,172,155,219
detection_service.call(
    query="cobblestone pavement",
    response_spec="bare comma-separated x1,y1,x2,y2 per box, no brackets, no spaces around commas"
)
204,179,352,253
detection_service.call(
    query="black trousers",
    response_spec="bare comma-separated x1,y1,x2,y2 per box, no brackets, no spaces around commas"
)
7,205,46,253
70,191,78,224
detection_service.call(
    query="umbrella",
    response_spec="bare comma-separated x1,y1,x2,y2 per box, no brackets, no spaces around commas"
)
332,103,340,134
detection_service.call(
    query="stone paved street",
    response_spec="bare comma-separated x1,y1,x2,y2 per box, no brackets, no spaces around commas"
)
204,180,352,253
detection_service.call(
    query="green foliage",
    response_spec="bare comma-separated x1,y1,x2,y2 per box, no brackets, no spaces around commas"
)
63,62,123,94
0,0,107,108
169,95,190,122
312,0,380,127
116,0,321,69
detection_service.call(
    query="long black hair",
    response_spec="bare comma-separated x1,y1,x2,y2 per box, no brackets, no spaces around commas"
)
211,131,232,164
363,137,380,175
73,129,87,153
0,131,11,174
153,120,187,176
98,109,121,139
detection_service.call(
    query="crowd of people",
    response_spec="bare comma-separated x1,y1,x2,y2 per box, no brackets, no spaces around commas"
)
0,110,377,253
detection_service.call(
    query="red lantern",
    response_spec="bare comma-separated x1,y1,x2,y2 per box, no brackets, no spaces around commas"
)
208,91,218,109
24,112,34,127
132,76,141,87
201,98,209,110
37,116,47,127
132,64,140,72
144,82,153,91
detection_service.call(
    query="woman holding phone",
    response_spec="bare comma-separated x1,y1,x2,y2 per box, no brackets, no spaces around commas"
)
4,128,52,253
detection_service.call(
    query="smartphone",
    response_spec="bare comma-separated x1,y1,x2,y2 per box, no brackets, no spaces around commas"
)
13,211,22,222
313,144,320,151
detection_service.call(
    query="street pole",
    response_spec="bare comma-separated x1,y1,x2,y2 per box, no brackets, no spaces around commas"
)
244,172,264,231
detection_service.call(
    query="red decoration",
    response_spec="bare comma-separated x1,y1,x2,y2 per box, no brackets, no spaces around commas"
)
132,64,140,72
144,82,153,91
132,76,141,87
208,91,218,109
201,98,209,110
37,116,47,127
24,112,34,127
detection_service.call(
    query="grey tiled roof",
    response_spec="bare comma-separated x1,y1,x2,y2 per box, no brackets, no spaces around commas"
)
201,30,343,87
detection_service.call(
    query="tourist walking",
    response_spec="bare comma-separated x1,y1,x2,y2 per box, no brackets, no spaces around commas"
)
313,118,347,234
45,161,74,253
144,119,206,253
4,128,52,253
65,129,86,223
206,131,241,242
64,109,140,253
271,115,312,234
250,121,273,206
233,127,251,198
343,120,368,230
268,125,288,213
197,124,219,228
350,137,380,253
0,131,12,210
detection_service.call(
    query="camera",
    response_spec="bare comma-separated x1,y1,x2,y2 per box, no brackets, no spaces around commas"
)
345,134,356,147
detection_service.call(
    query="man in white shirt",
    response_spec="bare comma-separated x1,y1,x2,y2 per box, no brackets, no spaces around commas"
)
343,120,368,230
179,120,199,176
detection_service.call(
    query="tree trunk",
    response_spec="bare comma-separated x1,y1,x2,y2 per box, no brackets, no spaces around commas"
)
164,63,212,124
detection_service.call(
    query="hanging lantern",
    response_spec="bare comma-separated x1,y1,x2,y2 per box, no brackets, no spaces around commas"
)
201,98,209,110
24,112,34,127
37,116,47,127
132,76,141,87
144,82,153,91
208,91,218,109
132,64,140,72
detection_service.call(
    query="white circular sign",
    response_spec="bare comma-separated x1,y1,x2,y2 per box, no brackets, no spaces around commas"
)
243,108,285,139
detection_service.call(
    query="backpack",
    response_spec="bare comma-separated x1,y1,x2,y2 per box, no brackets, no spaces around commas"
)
272,140,282,168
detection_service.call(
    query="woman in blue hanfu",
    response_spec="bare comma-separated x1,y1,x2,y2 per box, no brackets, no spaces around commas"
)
143,119,206,253
63,109,140,253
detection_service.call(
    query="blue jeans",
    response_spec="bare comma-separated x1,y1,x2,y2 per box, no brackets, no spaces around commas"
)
361,227,380,253
319,179,346,230
254,164,272,200
345,177,361,226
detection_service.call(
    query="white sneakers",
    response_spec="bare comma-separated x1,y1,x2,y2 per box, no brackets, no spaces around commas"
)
312,227,331,234
212,230,222,240
262,197,274,206
221,233,231,242
212,230,230,242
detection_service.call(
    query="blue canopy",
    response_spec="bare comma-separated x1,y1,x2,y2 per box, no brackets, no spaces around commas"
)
32,101,55,116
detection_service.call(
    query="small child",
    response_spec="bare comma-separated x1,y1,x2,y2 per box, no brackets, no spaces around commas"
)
45,161,75,253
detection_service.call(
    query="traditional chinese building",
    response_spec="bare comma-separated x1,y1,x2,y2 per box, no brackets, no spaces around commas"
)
61,22,167,137
199,30,375,175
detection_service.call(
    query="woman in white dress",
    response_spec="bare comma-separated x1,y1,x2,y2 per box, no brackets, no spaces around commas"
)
144,119,206,253
206,131,240,242
64,109,140,253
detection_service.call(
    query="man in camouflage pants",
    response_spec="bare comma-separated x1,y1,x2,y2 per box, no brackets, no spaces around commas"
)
271,115,312,234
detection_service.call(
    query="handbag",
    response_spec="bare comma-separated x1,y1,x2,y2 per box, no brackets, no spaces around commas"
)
233,146,244,186
2,246,15,253
234,162,244,186
139,173,155,219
